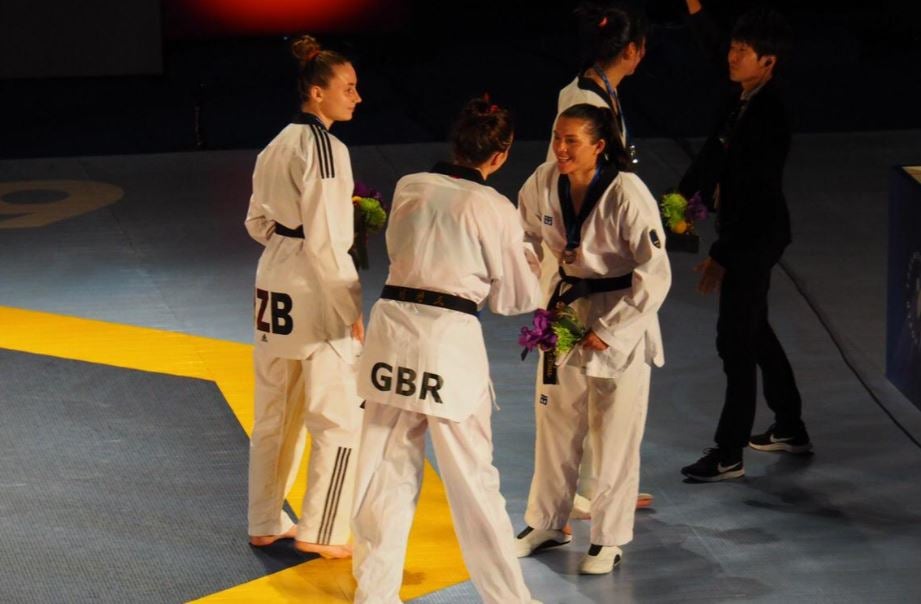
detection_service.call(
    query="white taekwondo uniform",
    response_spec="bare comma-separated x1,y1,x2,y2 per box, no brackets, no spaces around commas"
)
547,75,626,162
547,76,633,504
351,162,543,604
518,160,670,547
244,112,362,546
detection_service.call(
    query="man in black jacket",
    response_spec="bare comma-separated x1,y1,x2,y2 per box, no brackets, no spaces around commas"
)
679,3,812,482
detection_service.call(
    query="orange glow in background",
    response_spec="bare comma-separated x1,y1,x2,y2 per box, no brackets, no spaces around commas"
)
165,0,408,38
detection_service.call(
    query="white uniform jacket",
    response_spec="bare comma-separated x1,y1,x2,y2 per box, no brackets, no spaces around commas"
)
547,76,624,162
245,112,361,360
358,163,543,422
519,161,671,379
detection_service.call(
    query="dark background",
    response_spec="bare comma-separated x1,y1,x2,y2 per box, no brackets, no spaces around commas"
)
1,0,919,159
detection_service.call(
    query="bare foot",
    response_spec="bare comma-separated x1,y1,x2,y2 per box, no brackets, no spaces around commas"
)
636,492,654,509
294,540,353,559
249,525,297,547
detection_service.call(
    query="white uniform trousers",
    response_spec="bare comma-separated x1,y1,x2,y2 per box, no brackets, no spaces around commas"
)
248,342,362,545
525,353,650,546
352,397,532,604
539,253,595,500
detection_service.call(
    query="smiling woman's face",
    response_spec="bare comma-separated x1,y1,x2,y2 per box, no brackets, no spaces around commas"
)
552,116,604,175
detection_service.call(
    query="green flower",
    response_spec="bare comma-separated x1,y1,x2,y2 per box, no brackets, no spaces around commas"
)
660,192,688,229
353,196,388,231
551,305,587,354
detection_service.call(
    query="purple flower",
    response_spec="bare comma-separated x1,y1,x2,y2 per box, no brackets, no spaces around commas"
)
533,308,551,331
686,192,709,222
518,326,541,350
354,181,381,201
518,309,558,351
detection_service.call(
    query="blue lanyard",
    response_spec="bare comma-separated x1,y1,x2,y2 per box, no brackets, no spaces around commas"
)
592,64,626,141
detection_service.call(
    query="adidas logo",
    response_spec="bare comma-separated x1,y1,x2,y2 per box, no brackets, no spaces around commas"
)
261,334,268,342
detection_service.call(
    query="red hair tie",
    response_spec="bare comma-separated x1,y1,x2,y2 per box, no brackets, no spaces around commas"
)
599,16,608,28
305,49,320,63
489,104,499,114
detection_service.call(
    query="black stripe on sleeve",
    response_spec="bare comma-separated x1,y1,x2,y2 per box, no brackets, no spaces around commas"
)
309,124,332,179
321,128,336,179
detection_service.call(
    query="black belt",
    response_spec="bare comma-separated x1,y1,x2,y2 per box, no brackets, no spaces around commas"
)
381,285,478,317
274,223,304,238
547,267,633,309
539,267,634,385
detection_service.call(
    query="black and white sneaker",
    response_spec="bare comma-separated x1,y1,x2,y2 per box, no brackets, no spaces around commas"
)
749,424,813,454
514,526,571,558
578,544,623,574
681,448,745,482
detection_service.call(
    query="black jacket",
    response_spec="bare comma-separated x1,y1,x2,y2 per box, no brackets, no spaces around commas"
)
679,10,793,273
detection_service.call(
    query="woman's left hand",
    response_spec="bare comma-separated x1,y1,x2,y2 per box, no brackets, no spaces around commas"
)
581,330,609,351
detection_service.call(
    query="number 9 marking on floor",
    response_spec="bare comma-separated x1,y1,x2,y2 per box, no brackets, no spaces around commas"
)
0,180,124,229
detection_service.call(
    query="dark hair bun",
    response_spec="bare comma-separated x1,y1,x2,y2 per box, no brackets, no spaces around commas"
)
450,97,514,166
291,35,321,67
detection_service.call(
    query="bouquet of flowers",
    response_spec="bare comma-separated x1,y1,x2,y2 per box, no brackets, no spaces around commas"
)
660,190,708,253
350,182,388,270
519,304,587,364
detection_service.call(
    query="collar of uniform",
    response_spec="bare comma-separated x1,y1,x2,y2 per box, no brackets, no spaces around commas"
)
576,75,615,112
431,161,486,185
292,112,327,130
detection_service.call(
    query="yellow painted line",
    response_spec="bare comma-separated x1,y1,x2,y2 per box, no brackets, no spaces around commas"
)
0,305,468,602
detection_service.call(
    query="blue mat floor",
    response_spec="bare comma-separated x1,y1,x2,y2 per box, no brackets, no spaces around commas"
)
2,134,921,602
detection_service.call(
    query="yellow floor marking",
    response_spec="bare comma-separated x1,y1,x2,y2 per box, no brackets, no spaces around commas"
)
0,305,468,602
0,180,123,229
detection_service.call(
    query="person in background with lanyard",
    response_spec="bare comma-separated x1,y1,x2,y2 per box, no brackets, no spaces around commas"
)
516,103,671,574
548,0,646,166
678,2,812,483
351,98,543,604
244,34,364,558
547,0,654,520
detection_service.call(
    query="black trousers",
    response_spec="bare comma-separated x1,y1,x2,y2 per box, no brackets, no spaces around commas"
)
714,267,803,450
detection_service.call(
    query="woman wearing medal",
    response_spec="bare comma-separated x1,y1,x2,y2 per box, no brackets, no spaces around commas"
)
546,0,653,519
547,0,647,165
515,103,671,574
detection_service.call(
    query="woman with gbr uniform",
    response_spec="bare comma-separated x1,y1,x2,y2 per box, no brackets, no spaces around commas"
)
351,98,543,604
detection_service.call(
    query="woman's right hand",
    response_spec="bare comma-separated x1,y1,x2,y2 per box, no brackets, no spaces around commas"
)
351,315,365,343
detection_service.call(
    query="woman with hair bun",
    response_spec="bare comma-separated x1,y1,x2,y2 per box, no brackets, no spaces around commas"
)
515,103,670,574
351,98,543,604
550,0,647,164
244,34,363,559
546,0,654,521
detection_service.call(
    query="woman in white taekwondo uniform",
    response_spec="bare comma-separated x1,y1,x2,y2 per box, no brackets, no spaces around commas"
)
515,103,671,574
244,35,363,559
547,1,647,165
549,0,653,518
351,99,543,604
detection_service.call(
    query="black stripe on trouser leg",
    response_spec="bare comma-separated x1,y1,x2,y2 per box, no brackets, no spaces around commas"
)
317,446,352,544
323,447,351,544
317,447,344,544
